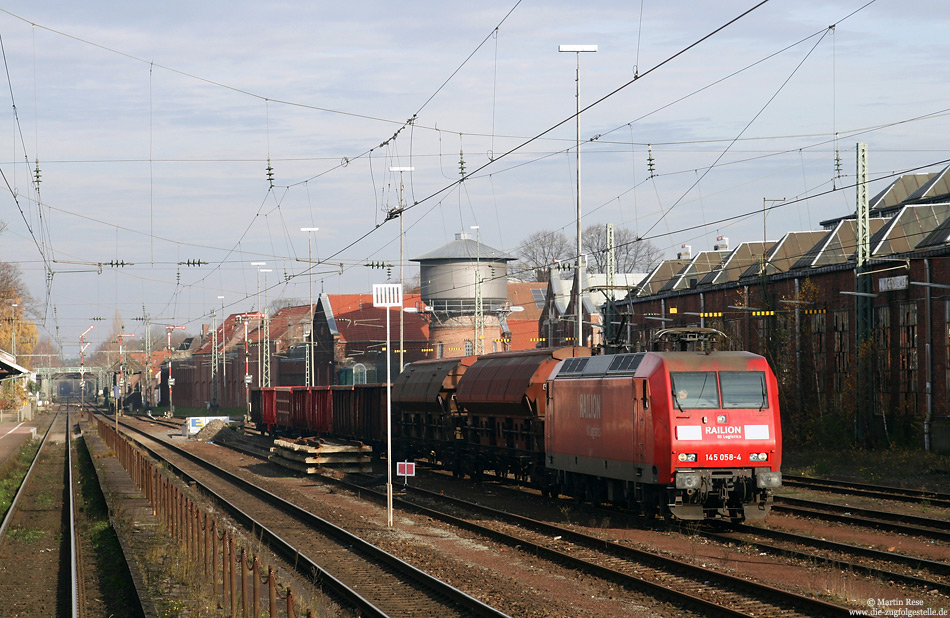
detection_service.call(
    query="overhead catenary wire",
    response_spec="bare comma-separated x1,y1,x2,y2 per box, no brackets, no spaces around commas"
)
1,0,928,341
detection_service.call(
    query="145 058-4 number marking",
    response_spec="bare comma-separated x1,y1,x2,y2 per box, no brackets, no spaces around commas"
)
705,453,741,462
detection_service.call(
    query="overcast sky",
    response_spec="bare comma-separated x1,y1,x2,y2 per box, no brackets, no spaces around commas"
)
2,0,949,351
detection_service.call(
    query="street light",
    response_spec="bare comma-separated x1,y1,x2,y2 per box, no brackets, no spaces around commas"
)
389,166,413,372
301,227,319,387
559,43,597,348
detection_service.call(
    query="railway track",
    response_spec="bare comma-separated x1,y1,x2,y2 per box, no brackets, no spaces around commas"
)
700,525,950,595
772,495,950,542
782,474,950,508
409,459,950,594
0,412,79,616
207,433,855,617
396,483,857,617
103,413,511,618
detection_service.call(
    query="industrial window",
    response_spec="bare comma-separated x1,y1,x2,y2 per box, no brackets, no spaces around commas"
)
875,305,891,416
464,340,474,356
670,372,719,409
899,302,918,412
720,372,768,409
806,312,826,404
437,342,444,359
946,301,950,415
726,319,742,351
353,363,367,385
833,310,850,399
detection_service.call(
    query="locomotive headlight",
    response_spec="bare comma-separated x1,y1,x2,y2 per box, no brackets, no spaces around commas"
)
677,453,697,463
717,414,727,424
749,452,769,462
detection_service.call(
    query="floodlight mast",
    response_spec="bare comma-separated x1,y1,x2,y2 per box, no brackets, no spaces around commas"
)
558,43,597,348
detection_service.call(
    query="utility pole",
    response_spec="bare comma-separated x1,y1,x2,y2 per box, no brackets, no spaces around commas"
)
115,333,135,432
471,225,483,355
301,228,319,386
854,142,872,446
389,166,413,372
211,309,218,409
165,325,185,416
143,312,152,407
218,296,226,408
79,326,93,419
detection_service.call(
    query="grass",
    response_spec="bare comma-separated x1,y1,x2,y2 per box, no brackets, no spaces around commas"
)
0,437,41,521
7,527,44,542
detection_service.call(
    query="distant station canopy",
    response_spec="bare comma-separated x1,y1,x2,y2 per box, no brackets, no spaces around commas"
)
0,349,29,382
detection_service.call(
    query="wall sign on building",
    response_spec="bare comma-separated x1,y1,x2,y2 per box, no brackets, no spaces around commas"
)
878,275,908,292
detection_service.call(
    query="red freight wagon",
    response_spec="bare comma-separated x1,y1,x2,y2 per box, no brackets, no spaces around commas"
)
309,387,334,434
291,387,311,431
452,347,588,480
258,388,277,429
273,387,294,430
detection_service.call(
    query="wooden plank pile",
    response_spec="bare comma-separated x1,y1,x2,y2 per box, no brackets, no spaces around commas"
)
269,436,372,474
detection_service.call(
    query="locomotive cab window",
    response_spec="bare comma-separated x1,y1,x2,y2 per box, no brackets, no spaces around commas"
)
720,371,768,409
670,372,719,409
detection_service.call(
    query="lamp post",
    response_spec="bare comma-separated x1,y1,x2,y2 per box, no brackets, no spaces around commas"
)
559,44,597,348
389,166,413,372
301,227,319,386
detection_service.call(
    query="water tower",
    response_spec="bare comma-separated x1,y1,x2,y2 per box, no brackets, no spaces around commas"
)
411,231,514,357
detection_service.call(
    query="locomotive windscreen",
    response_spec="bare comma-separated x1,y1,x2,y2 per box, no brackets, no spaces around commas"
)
719,372,768,409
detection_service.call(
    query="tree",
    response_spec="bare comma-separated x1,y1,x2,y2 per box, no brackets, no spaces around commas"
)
512,230,573,282
0,238,38,410
582,224,662,274
513,224,661,282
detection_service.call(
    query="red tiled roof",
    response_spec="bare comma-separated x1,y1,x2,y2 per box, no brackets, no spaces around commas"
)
328,293,428,343
506,281,547,321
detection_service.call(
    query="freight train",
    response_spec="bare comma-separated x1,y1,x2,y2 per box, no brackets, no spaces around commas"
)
251,329,782,522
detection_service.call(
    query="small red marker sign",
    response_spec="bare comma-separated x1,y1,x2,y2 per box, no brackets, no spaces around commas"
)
397,462,415,477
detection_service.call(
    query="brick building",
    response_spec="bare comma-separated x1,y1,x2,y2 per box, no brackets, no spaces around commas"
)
612,166,950,451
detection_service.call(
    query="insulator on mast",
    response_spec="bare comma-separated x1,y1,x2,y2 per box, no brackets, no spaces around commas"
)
266,158,275,189
647,145,656,178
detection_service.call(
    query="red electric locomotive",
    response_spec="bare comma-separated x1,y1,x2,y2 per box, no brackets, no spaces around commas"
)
545,338,782,521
